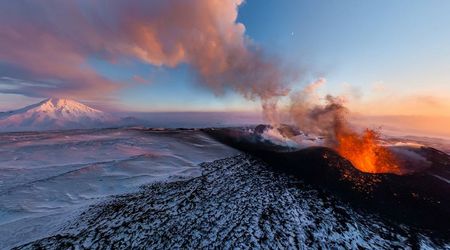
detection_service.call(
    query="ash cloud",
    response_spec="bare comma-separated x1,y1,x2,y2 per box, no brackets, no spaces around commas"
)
288,78,349,144
0,0,295,109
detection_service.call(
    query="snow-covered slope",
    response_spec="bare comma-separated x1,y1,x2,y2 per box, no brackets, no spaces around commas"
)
15,154,449,249
0,98,117,132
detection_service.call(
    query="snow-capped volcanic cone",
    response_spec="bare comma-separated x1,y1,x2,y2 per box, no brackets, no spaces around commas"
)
0,98,118,132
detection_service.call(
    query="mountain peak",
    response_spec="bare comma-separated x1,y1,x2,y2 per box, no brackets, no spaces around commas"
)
44,97,78,106
0,98,117,132
35,98,102,114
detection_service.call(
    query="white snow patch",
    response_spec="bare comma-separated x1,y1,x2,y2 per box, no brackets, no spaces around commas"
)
0,98,117,132
0,128,238,248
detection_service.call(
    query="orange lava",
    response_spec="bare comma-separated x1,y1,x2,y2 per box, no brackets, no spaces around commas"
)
336,128,401,174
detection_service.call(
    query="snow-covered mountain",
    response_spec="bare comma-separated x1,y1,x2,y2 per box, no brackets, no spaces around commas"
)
0,98,119,132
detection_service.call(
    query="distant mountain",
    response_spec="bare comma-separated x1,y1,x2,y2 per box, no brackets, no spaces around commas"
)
0,98,122,132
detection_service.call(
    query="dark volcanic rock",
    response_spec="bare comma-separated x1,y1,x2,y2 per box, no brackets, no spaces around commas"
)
204,127,450,234
254,124,270,135
16,155,449,249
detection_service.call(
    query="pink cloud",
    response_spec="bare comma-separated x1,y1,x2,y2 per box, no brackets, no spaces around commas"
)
132,75,148,85
0,0,295,105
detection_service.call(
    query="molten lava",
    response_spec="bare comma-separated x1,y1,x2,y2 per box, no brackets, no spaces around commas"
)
335,128,401,174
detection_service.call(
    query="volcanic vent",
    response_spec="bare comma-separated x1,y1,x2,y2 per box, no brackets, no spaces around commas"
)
204,125,450,234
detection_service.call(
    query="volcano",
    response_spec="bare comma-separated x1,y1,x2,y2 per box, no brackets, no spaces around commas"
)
204,126,450,235
0,98,118,132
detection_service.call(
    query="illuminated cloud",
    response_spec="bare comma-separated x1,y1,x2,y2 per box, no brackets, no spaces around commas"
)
372,81,386,93
132,75,149,85
0,0,294,103
350,92,450,117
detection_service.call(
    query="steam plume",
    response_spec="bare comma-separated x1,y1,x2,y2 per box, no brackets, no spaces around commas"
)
0,0,294,112
289,78,348,142
287,79,402,174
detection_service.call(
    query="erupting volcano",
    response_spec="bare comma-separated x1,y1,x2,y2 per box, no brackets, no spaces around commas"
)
335,128,401,174
284,84,404,175
204,124,450,235
1,0,449,248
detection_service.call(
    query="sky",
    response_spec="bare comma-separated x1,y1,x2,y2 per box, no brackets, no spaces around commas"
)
0,0,449,116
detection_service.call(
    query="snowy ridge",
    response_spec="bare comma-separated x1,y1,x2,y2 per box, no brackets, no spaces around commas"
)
15,155,449,249
0,98,117,132
0,129,238,249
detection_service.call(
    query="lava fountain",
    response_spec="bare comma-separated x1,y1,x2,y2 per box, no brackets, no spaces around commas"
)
335,127,401,174
290,91,402,175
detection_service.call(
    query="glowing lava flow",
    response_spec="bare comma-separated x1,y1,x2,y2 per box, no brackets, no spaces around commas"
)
335,128,401,174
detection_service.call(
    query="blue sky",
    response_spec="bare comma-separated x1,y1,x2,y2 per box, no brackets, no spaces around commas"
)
0,0,449,115
111,0,450,113
238,1,450,109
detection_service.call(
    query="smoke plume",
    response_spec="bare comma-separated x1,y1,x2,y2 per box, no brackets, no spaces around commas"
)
0,0,294,113
286,79,402,174
289,78,349,143
0,1,409,174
